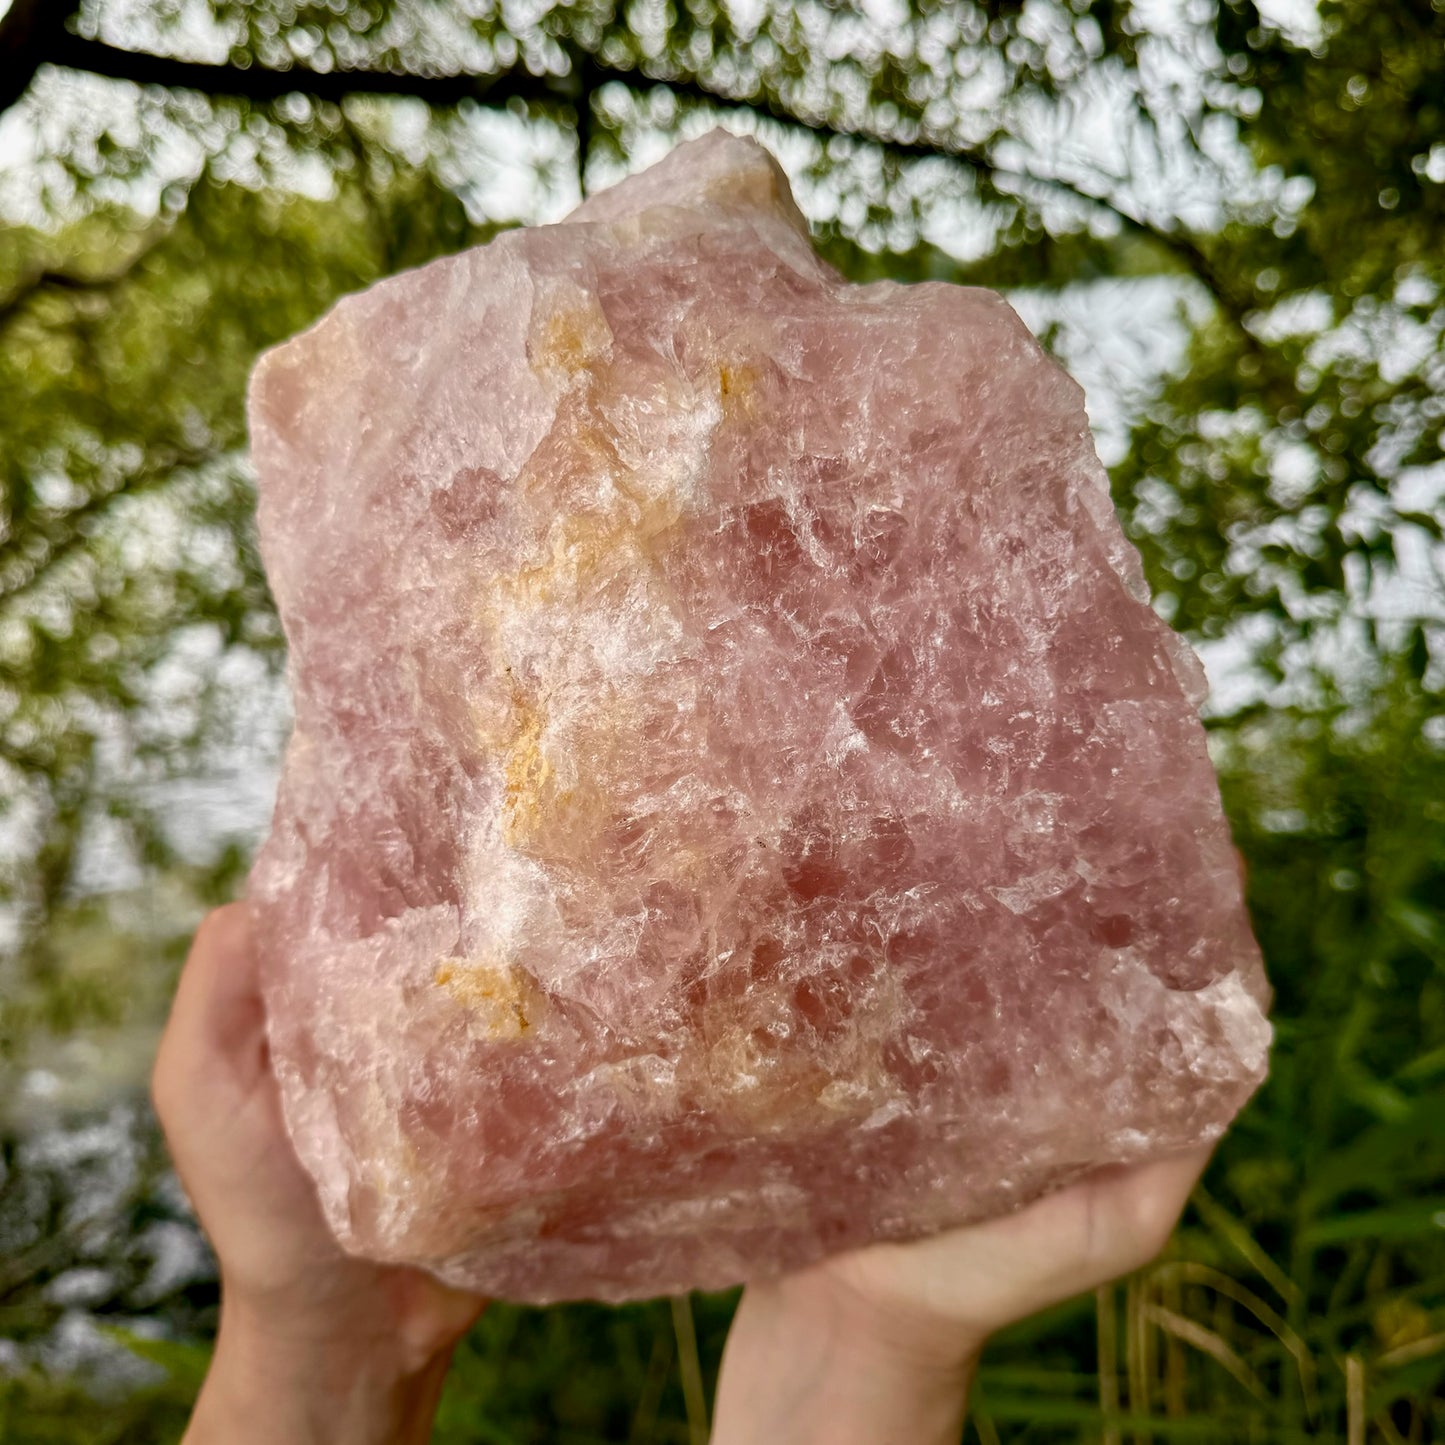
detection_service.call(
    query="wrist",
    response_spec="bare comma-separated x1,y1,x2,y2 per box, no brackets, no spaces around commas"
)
185,1293,456,1445
713,1270,983,1445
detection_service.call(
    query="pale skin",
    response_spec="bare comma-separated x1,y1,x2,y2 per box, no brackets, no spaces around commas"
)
154,904,1210,1445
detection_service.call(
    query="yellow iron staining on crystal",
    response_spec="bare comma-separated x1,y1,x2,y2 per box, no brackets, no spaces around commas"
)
717,361,760,417
434,954,540,1040
492,681,616,857
684,969,908,1133
501,690,553,846
500,503,677,608
486,290,706,856
529,292,613,377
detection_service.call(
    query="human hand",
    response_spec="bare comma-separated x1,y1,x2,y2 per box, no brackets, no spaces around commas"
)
153,904,485,1445
713,1148,1210,1445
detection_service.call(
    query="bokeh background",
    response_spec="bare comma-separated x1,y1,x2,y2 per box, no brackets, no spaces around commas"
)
1,0,1442,1440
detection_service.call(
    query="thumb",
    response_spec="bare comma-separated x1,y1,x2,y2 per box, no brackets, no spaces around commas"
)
154,903,267,1107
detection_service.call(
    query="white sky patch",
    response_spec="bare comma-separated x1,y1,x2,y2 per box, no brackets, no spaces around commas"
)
1009,275,1207,465
438,104,571,223
0,93,40,210
1195,619,1280,718
1254,0,1325,44
80,0,237,60
859,0,909,29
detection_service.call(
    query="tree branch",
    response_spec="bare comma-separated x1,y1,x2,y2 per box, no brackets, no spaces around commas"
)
0,226,170,335
11,27,1385,503
0,0,80,116
46,29,571,110
0,443,216,606
0,267,103,327
36,34,1244,315
573,49,598,199
611,57,1263,332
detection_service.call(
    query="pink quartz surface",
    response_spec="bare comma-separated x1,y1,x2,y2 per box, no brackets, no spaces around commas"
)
247,129,1270,1304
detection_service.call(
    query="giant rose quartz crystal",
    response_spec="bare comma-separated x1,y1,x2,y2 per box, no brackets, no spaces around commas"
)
248,129,1271,1304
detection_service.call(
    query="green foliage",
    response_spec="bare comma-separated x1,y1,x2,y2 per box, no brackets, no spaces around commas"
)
0,111,500,993
1115,0,1445,647
0,1367,197,1445
431,1295,734,1444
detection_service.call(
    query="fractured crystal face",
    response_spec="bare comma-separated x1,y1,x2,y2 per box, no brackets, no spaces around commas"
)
247,130,1271,1304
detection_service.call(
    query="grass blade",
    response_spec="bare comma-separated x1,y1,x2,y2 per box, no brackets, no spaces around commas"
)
1098,1284,1121,1445
670,1293,709,1445
1143,1303,1269,1405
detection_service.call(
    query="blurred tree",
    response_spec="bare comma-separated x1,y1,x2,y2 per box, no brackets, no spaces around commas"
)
2,0,1438,973
0,1,1442,1440
1118,0,1445,650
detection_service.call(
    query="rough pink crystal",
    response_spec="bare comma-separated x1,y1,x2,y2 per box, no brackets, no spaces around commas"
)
247,130,1270,1304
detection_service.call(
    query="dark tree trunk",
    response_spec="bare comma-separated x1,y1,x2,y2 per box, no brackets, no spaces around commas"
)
0,0,82,117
